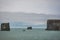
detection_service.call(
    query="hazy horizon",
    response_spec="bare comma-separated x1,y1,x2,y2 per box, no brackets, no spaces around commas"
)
0,0,60,28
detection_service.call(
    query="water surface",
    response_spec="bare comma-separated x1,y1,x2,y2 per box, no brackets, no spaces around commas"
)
0,28,60,40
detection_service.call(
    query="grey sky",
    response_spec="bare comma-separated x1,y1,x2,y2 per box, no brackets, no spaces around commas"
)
0,0,60,14
0,0,60,28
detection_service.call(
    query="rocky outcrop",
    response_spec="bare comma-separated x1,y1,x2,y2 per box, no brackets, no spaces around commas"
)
46,20,60,30
27,26,32,30
1,23,10,31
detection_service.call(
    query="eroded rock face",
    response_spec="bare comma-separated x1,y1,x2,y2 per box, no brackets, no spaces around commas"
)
27,27,32,30
1,23,10,31
46,20,60,30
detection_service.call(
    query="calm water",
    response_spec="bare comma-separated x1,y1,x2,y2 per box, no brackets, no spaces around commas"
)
0,28,60,40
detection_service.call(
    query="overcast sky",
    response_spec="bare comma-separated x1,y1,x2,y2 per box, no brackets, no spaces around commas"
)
0,0,60,14
0,0,60,28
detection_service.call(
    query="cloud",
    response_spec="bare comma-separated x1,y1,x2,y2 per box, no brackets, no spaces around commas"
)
0,0,60,28
47,0,60,15
0,12,46,24
0,12,60,28
0,0,60,14
0,12,60,23
0,0,47,13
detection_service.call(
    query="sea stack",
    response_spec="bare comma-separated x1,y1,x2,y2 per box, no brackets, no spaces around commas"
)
46,19,60,30
1,23,10,31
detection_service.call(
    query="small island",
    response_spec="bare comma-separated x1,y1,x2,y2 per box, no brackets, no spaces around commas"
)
1,23,10,31
27,26,32,30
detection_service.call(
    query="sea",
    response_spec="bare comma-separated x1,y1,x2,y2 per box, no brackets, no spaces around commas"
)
0,28,60,40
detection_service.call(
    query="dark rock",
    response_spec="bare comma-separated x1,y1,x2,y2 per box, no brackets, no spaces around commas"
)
46,20,60,30
1,23,10,31
27,26,32,30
